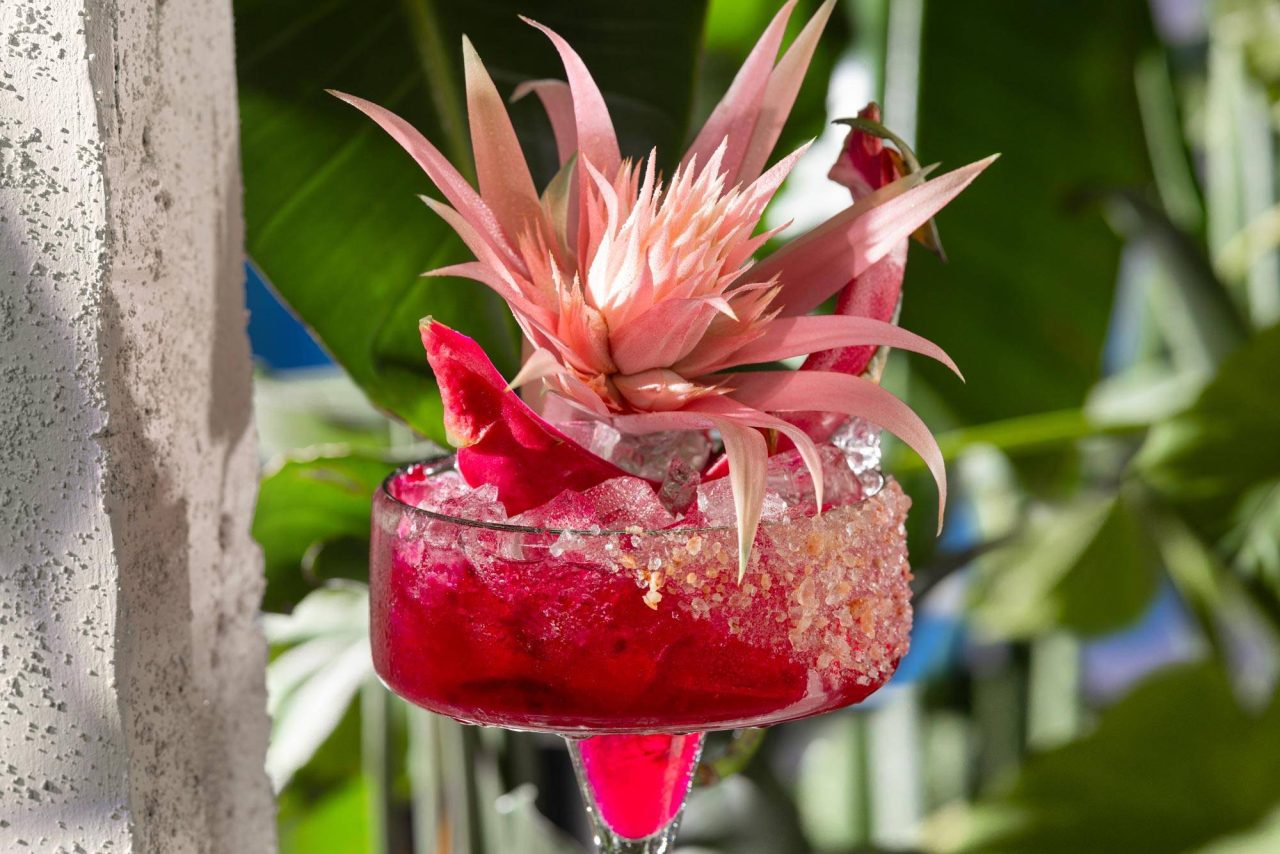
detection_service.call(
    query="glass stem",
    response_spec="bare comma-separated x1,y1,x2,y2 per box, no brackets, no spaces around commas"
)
565,732,705,853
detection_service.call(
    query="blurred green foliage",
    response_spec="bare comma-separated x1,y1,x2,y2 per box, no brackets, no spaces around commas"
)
240,0,1280,851
928,663,1280,852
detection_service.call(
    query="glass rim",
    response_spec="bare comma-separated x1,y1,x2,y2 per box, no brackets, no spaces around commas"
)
378,454,886,538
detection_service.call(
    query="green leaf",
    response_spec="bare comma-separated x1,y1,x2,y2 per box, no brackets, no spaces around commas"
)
905,1,1156,423
279,778,372,854
1085,361,1209,427
1227,480,1280,595
1138,322,1280,541
1195,804,1280,854
969,489,1161,639
265,588,372,790
926,663,1280,853
236,0,709,439
253,446,427,613
253,371,392,460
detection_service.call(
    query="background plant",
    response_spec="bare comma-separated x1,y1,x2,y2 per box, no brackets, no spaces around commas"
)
240,0,1280,850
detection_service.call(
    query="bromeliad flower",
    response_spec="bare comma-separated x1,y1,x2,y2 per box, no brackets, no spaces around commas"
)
332,0,995,573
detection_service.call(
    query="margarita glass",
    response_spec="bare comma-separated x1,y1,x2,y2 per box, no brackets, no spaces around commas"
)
371,455,913,851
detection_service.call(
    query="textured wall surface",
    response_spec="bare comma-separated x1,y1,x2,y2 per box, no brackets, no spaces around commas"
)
0,0,275,850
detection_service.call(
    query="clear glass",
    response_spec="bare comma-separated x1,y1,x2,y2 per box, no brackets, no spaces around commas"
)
370,456,913,850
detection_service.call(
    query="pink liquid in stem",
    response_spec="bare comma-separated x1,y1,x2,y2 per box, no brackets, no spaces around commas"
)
578,732,705,840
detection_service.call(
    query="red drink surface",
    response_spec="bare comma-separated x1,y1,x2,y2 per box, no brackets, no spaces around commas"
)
576,733,703,840
370,465,913,734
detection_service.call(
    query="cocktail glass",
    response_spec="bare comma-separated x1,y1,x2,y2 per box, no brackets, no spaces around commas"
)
371,456,913,852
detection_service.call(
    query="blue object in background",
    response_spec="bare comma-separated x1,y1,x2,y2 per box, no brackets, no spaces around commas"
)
1082,582,1200,703
890,490,981,685
244,261,332,371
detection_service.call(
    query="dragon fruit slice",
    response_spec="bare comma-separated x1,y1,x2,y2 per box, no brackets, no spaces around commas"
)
420,318,637,515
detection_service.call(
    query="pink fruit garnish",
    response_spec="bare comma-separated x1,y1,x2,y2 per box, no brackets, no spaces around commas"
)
422,318,634,515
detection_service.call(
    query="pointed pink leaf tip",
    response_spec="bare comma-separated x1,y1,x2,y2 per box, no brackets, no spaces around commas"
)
767,154,999,319
460,36,542,240
327,89,522,273
737,0,837,182
420,318,637,515
728,370,949,534
520,16,620,173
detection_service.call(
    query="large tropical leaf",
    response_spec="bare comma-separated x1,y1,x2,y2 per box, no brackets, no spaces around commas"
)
926,663,1280,852
253,446,432,612
235,0,710,440
904,0,1156,423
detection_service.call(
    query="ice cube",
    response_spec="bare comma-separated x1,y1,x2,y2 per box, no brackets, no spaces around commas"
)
436,481,507,524
694,476,736,527
782,445,871,511
695,443,869,522
509,488,603,531
611,430,712,481
396,466,509,524
393,465,465,510
556,420,712,481
657,455,700,516
761,492,788,521
558,420,624,463
691,477,784,526
830,418,885,495
584,476,676,530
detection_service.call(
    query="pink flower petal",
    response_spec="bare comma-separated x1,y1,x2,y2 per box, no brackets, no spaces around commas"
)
462,38,543,242
737,0,837,182
521,18,620,175
418,195,537,290
511,79,577,165
800,105,912,381
727,370,949,531
693,314,961,376
421,319,634,514
682,0,797,185
548,372,614,418
799,244,907,376
614,369,724,411
709,416,768,580
756,156,997,317
610,409,716,435
740,141,814,212
613,399,826,578
422,261,552,329
685,397,827,517
610,298,720,375
328,90,522,272
506,347,566,391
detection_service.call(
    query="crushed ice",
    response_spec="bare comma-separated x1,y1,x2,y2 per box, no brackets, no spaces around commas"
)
398,418,885,532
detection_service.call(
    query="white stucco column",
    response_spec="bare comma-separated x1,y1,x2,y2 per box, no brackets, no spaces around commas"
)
0,0,275,850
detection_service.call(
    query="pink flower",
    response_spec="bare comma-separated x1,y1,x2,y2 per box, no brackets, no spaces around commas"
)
332,0,995,574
